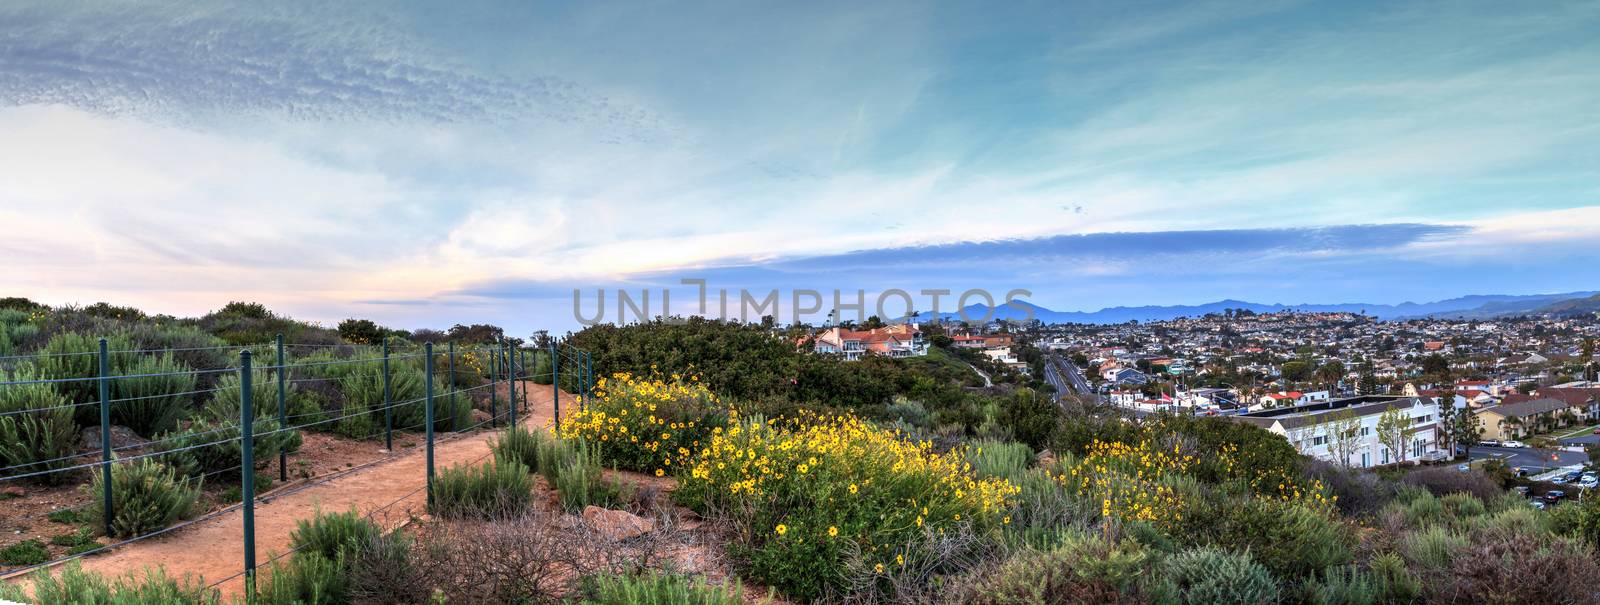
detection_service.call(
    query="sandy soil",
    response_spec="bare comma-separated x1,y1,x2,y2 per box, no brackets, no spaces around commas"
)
1,381,569,597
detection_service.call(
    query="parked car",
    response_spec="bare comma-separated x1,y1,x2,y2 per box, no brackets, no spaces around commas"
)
1544,490,1567,503
1531,500,1547,510
1503,440,1527,448
1579,477,1599,489
1514,486,1531,495
1553,475,1571,485
1482,439,1502,447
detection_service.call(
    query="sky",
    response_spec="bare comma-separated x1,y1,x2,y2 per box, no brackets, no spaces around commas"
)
1,0,1597,335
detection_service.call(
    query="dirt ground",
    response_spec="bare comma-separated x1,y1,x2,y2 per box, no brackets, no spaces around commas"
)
0,382,574,595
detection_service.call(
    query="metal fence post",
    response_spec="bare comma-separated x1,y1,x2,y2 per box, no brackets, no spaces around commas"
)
424,343,435,508
519,349,528,411
276,334,287,482
489,344,499,428
240,350,257,592
507,343,518,427
382,337,392,451
447,341,456,431
551,341,560,423
97,338,112,537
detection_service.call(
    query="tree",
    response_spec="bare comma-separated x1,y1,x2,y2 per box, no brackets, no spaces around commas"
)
337,318,385,345
1436,389,1459,454
997,388,1059,451
1376,407,1415,466
1322,408,1363,468
1281,360,1313,382
1315,360,1346,391
1452,410,1482,460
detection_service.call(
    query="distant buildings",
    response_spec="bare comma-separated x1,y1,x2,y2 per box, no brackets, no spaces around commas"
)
807,324,927,360
1233,395,1445,468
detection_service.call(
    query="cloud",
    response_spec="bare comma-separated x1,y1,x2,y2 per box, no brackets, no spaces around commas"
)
0,1,671,140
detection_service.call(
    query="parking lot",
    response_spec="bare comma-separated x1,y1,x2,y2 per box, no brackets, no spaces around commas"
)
1468,444,1589,476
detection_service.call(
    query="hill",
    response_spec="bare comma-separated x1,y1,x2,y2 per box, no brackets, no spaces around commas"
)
925,291,1600,324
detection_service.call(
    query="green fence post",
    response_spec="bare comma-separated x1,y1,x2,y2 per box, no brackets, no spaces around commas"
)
276,334,287,482
97,338,112,537
240,350,257,592
519,349,528,412
489,344,499,428
382,337,392,451
507,343,518,427
551,340,560,423
585,351,593,409
424,343,435,508
447,341,456,431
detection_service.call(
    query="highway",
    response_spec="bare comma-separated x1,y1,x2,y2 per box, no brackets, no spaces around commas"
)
1045,353,1094,397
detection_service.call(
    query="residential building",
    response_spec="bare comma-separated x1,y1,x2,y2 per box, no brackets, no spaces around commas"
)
1232,396,1444,468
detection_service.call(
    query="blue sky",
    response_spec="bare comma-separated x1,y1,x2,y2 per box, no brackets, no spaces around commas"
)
1,0,1596,334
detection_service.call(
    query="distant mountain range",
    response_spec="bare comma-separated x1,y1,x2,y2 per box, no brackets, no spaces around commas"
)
921,291,1600,325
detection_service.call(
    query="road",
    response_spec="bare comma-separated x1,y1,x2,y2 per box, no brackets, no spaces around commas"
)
1469,445,1589,475
1045,354,1091,396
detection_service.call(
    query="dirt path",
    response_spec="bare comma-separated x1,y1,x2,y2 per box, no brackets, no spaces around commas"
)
5,381,573,598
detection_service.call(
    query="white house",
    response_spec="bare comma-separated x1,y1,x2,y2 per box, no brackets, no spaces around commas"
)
1233,396,1444,468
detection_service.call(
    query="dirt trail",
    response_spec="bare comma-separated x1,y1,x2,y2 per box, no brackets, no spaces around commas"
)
5,381,573,598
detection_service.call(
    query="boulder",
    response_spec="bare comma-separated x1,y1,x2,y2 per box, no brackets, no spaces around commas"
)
81,425,148,452
582,505,655,541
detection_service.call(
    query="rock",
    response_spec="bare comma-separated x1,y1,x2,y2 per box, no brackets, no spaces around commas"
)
471,409,493,424
1037,449,1057,468
582,505,655,541
81,425,148,452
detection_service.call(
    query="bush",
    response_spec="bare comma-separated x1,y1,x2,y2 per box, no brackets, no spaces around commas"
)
431,459,535,518
675,412,1018,602
250,551,347,605
548,439,630,512
345,530,420,604
577,572,750,605
964,439,1033,482
996,388,1059,450
492,425,549,473
557,372,725,473
202,371,296,423
111,353,197,437
1400,465,1503,502
330,396,376,440
1300,566,1381,605
0,364,80,482
1366,552,1420,603
1400,526,1466,570
1432,529,1600,603
1202,497,1354,581
0,538,50,565
35,331,137,422
290,508,382,561
970,531,1155,604
86,458,201,538
1155,547,1279,605
153,417,299,479
2,562,219,605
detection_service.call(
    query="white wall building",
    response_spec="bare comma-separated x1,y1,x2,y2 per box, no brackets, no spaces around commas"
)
1233,396,1444,468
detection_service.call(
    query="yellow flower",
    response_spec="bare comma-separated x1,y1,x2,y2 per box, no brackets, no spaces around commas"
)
655,469,665,477
775,524,788,536
828,526,839,537
874,563,885,574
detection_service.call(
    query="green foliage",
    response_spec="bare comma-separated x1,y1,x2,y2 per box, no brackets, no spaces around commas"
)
87,458,201,538
330,396,376,440
36,331,137,422
430,459,535,519
249,551,348,605
0,538,50,565
290,508,382,562
491,425,548,473
971,531,1155,604
577,572,751,605
1301,566,1382,605
47,509,84,524
0,364,79,482
202,371,296,424
996,388,1058,450
197,302,333,346
547,439,629,512
1196,497,1355,580
1400,526,1467,570
153,417,299,479
336,318,386,345
51,527,95,548
1366,552,1421,602
111,353,197,437
6,562,220,605
964,439,1033,482
1155,547,1280,605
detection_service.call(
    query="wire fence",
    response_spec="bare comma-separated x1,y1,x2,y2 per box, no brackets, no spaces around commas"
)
0,334,598,592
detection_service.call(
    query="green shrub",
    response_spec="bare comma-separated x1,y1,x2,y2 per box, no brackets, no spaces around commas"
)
1439,492,1486,519
87,458,201,538
330,397,376,440
1202,497,1354,580
7,562,219,605
548,440,629,512
1155,547,1279,605
971,531,1155,604
51,527,95,548
1301,566,1381,605
47,509,84,524
1367,552,1421,602
555,373,725,473
202,371,297,423
577,572,751,605
996,388,1059,450
249,551,347,605
884,398,930,428
36,331,137,423
492,425,548,472
0,364,80,482
430,459,535,518
1401,492,1446,527
1400,526,1466,570
0,538,50,565
111,353,197,437
153,417,299,479
290,508,381,561
964,438,1033,481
